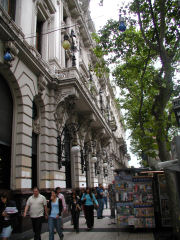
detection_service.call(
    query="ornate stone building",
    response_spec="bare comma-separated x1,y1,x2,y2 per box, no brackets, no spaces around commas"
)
0,0,129,196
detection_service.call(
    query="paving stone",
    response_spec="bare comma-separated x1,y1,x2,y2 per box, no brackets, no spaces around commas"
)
29,209,154,240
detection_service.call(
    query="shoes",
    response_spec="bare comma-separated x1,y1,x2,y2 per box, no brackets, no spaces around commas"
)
97,217,103,219
60,234,64,240
86,228,91,231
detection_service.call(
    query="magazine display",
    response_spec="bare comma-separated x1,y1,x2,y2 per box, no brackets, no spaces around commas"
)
115,171,155,228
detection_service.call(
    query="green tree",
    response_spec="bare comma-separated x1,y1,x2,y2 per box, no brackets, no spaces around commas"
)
92,0,180,164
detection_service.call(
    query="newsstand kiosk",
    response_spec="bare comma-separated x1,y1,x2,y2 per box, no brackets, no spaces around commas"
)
114,168,171,229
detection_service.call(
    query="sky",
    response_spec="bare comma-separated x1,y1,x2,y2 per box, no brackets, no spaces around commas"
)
89,0,141,168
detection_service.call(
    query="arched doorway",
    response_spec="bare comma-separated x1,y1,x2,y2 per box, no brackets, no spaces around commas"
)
0,75,13,189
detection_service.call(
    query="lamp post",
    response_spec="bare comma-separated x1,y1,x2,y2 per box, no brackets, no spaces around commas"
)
80,140,96,186
119,9,126,32
62,29,77,67
173,97,180,127
81,140,96,173
4,49,13,62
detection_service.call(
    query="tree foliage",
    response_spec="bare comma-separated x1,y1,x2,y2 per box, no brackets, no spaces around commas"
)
92,0,180,165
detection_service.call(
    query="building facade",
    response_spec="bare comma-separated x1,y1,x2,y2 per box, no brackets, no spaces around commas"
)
0,0,129,197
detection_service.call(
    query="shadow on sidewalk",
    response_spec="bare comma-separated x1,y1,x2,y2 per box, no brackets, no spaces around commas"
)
153,227,174,240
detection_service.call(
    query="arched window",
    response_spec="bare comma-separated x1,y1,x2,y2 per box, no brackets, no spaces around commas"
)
0,75,13,189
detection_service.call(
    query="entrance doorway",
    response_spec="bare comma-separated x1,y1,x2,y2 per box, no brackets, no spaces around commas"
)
0,75,13,189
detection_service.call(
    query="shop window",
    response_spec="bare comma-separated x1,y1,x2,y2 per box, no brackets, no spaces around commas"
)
0,0,16,20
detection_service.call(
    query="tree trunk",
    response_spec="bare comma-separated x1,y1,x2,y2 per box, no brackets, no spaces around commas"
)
156,131,170,162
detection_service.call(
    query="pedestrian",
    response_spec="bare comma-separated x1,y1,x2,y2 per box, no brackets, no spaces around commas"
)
96,184,104,219
55,187,66,229
23,187,48,240
0,192,18,240
47,190,64,240
69,189,81,233
81,187,98,231
103,188,108,209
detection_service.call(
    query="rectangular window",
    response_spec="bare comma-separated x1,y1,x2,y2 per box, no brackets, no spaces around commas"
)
0,0,16,20
36,20,43,54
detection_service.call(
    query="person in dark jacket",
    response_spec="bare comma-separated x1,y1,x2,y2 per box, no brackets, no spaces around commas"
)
47,190,63,240
69,189,81,233
0,192,18,240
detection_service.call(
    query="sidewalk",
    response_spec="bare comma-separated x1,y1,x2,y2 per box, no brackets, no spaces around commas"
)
29,209,154,240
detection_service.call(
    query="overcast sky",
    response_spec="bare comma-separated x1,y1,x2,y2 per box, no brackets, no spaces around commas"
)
89,0,140,168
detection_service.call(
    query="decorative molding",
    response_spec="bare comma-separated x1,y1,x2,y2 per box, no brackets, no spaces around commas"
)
32,118,41,134
5,41,19,56
45,0,56,14
54,86,80,133
38,75,47,94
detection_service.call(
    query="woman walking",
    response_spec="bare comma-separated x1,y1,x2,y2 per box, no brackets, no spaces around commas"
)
47,190,64,240
0,192,18,240
69,189,81,233
81,188,98,231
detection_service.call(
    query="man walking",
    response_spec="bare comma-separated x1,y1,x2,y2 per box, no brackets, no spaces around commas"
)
23,187,48,240
96,184,104,219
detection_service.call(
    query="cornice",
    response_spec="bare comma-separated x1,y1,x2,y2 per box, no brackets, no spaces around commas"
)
0,6,52,83
53,67,113,137
44,0,56,14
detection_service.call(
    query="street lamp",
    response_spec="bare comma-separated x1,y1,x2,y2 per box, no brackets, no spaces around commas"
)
4,50,13,62
62,29,77,67
173,97,180,127
81,140,96,174
119,9,126,32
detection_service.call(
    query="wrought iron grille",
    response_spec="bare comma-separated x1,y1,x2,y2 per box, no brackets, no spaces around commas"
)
57,125,71,169
57,124,72,188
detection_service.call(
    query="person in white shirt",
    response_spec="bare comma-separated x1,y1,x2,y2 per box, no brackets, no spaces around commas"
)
23,187,48,240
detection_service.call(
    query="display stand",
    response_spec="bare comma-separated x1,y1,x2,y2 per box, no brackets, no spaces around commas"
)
114,169,155,229
157,174,171,227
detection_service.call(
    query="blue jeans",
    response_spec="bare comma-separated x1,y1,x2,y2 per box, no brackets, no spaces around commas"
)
48,217,63,240
103,197,108,208
97,198,104,218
